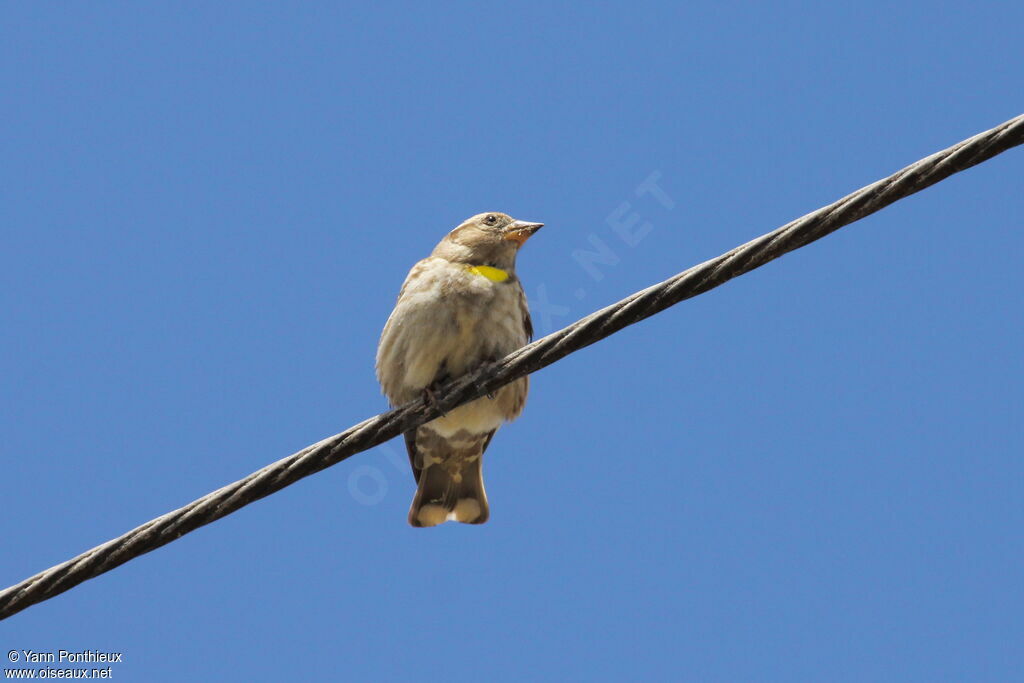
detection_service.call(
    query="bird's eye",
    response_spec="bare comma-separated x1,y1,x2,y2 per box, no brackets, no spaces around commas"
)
484,214,497,225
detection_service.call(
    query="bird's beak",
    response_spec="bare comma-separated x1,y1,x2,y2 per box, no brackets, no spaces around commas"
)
504,220,544,246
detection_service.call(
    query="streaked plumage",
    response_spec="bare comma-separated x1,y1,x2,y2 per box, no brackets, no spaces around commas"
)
376,212,542,527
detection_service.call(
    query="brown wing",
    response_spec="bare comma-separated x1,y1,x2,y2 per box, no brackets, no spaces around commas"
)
404,431,422,483
518,282,533,341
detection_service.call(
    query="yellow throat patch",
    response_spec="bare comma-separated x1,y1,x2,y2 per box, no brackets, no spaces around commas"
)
466,265,510,283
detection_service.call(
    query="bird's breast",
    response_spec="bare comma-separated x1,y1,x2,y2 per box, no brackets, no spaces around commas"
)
377,261,527,404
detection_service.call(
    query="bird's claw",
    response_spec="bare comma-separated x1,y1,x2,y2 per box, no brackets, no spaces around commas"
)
479,359,498,399
423,384,447,417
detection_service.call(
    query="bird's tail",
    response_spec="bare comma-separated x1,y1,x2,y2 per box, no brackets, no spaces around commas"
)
408,457,489,527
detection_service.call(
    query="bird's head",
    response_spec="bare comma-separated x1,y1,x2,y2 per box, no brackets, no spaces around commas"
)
434,212,544,269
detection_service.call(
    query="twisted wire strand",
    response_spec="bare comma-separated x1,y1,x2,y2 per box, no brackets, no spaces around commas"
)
2,113,1022,621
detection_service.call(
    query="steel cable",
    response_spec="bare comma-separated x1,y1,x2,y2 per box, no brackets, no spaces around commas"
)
2,113,1022,620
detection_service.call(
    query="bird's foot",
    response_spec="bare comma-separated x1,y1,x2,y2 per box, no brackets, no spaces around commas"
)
478,359,498,399
423,383,447,417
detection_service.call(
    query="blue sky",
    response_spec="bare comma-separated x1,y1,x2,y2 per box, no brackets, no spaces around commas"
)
2,2,1022,681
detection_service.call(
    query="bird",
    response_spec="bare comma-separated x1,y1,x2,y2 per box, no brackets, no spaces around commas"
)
376,212,543,527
